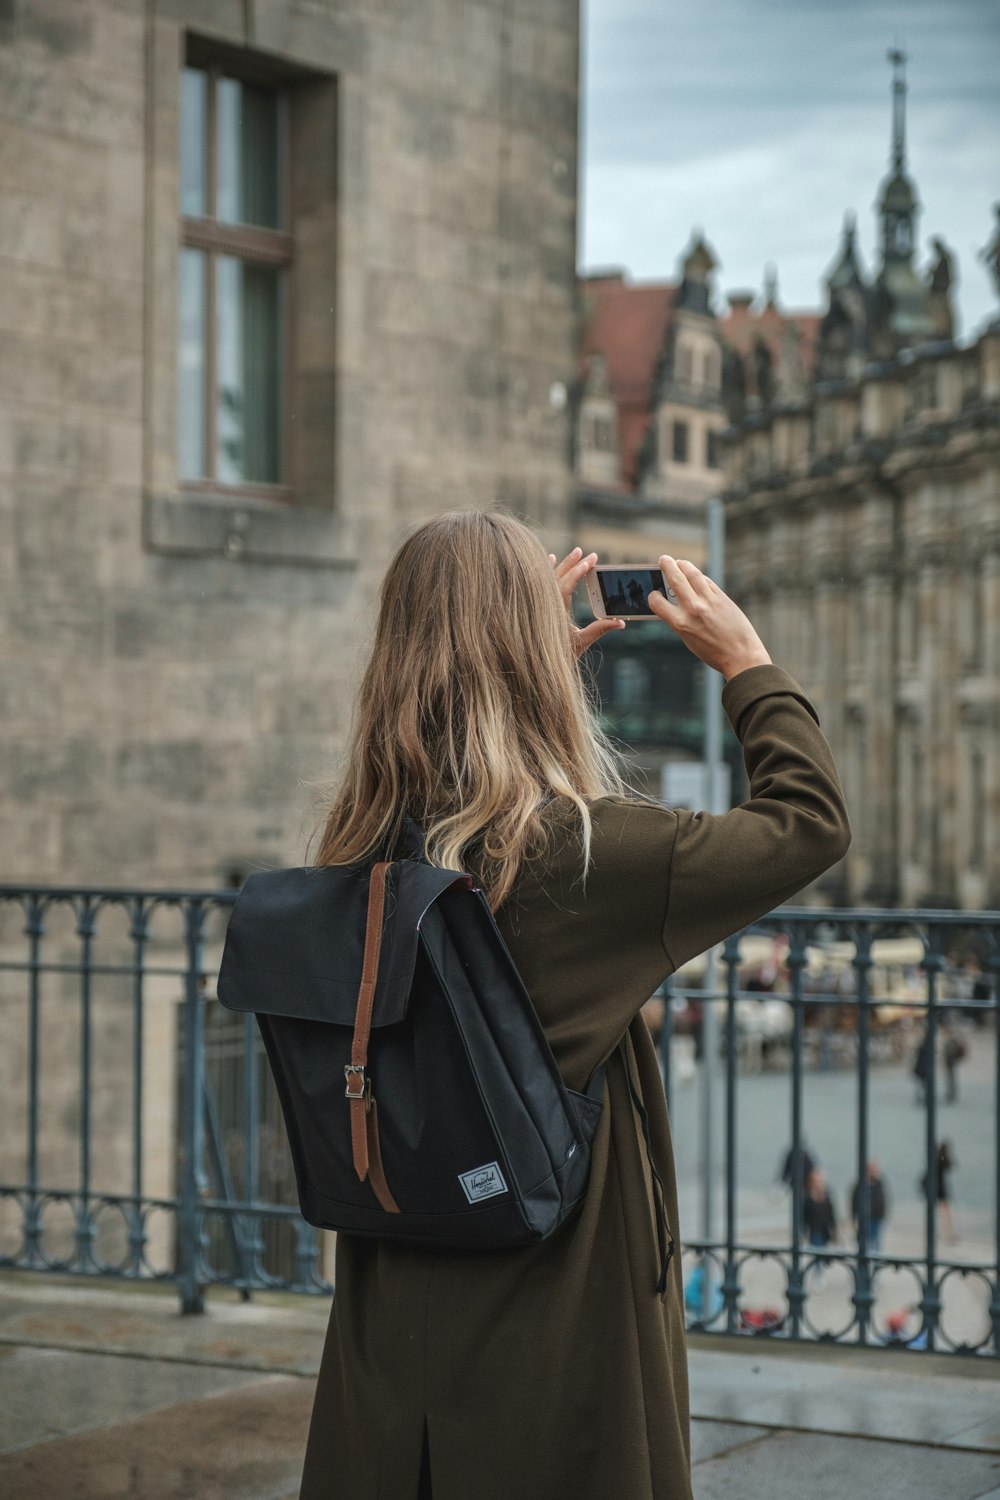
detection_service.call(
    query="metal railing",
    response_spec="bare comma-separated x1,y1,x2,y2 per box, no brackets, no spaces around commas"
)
0,886,997,1355
662,910,1000,1356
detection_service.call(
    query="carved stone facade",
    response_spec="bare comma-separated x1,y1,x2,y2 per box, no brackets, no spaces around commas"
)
720,328,1000,908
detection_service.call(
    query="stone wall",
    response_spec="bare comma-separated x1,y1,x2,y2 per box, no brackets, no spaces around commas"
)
0,0,582,889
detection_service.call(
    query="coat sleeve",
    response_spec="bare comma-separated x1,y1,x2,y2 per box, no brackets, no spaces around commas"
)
660,663,851,974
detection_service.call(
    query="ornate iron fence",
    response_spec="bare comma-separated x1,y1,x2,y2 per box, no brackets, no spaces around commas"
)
0,885,997,1355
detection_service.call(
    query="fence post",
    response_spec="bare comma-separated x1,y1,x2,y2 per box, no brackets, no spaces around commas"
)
177,897,208,1314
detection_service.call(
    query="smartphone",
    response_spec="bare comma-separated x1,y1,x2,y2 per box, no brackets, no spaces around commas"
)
585,564,678,621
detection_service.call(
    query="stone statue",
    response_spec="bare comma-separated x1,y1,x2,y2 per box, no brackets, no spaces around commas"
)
979,204,1000,304
927,236,954,295
927,235,956,340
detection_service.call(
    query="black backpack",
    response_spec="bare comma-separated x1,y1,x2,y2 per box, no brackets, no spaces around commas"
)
216,816,606,1252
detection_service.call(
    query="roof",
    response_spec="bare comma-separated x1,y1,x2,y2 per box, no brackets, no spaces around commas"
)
578,274,677,488
719,301,822,398
578,272,824,487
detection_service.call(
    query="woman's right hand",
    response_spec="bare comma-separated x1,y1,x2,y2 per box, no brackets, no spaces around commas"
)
647,554,773,682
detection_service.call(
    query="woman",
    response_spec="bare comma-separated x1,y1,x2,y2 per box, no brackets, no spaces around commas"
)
298,509,851,1500
921,1139,959,1242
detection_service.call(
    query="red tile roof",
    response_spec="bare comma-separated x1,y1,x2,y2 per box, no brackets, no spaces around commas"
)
578,274,676,489
578,273,823,489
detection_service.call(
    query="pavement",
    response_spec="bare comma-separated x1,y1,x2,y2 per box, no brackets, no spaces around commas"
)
1,1272,999,1500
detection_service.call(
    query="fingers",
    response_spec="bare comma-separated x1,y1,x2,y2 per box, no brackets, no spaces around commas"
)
647,588,680,629
551,547,598,610
554,546,597,586
572,616,626,657
658,554,708,612
675,556,722,596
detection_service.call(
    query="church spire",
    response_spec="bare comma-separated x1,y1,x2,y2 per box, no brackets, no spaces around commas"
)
888,46,907,173
877,47,918,267
871,46,937,357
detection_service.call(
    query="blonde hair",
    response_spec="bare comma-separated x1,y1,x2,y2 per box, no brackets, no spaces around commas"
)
307,508,640,911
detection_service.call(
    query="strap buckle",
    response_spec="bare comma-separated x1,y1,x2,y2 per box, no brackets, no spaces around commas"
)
344,1064,369,1101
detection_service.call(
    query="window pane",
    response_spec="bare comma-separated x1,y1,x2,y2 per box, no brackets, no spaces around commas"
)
216,255,282,484
178,248,207,479
217,77,282,229
180,68,207,217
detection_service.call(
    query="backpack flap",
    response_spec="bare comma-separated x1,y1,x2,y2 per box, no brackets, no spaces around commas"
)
216,861,475,1026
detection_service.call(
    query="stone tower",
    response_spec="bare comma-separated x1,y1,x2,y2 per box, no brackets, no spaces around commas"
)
870,48,940,358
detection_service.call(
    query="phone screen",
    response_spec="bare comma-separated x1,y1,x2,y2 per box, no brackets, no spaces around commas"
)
596,568,665,617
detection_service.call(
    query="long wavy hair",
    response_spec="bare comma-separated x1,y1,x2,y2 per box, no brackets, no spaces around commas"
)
307,509,640,910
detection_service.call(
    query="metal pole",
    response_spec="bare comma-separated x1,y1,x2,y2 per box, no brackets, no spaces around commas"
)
178,898,208,1315
700,497,727,1316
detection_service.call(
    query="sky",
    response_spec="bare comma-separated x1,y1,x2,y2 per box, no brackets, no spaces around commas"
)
580,0,1000,337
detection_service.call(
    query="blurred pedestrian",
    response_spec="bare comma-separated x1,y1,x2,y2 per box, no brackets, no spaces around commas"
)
780,1141,816,1188
942,1023,967,1103
804,1166,838,1282
779,1141,816,1216
919,1139,959,1243
684,1257,724,1322
850,1159,889,1254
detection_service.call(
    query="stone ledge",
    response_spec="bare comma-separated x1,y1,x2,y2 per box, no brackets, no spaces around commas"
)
142,490,359,569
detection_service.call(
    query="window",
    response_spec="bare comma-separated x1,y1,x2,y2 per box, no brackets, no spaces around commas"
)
969,743,985,869
967,562,983,669
672,420,689,463
907,363,936,418
910,738,921,855
701,350,717,389
960,355,979,408
179,62,290,490
676,344,693,383
589,414,615,452
706,428,720,468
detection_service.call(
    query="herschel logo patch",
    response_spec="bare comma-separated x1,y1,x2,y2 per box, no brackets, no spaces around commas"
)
458,1161,508,1204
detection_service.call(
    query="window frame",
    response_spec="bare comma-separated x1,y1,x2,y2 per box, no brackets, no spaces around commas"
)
180,44,295,502
671,418,689,464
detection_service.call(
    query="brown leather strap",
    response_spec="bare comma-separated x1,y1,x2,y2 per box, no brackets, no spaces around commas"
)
344,860,401,1214
365,1097,400,1214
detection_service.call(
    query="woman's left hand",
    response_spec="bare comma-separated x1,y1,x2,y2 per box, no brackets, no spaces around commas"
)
549,547,627,659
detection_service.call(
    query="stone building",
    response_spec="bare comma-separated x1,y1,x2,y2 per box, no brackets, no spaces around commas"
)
0,0,582,889
719,56,1000,910
572,241,820,799
0,0,583,1270
721,326,1000,910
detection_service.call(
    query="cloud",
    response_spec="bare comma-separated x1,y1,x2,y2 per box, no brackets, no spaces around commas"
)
580,0,1000,331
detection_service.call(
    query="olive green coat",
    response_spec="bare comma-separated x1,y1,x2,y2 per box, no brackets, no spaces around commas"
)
298,664,851,1500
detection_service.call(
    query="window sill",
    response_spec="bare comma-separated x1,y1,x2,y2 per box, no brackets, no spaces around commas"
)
143,489,359,568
